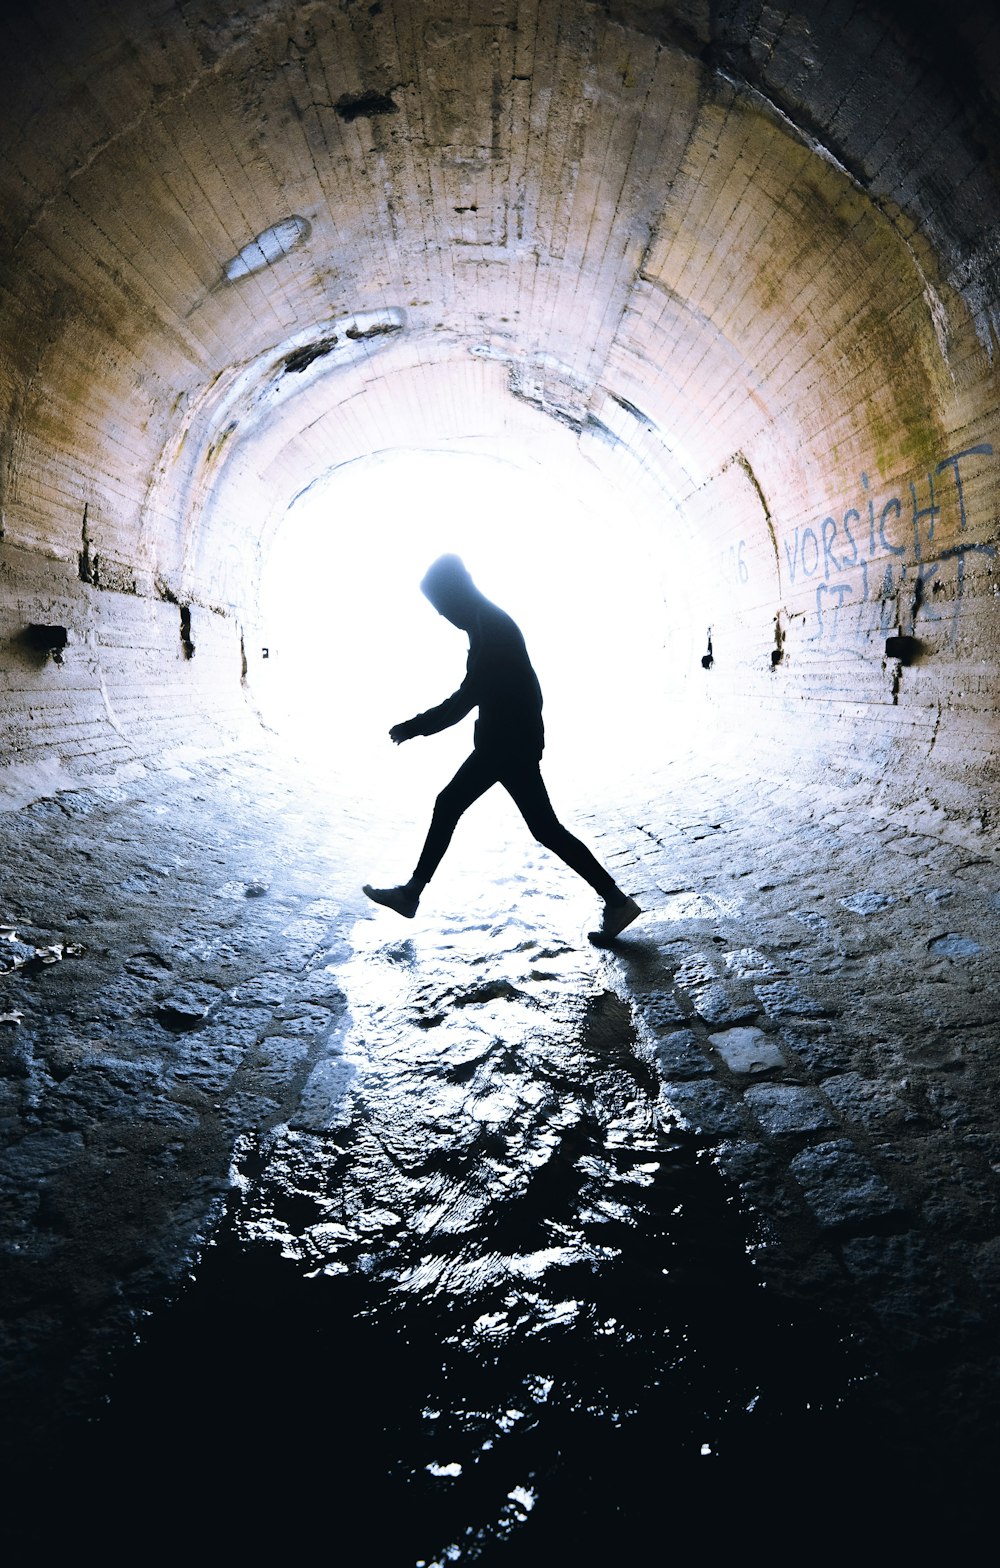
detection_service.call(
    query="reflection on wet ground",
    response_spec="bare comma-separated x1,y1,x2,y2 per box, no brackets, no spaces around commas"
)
58,885,866,1558
6,751,997,1553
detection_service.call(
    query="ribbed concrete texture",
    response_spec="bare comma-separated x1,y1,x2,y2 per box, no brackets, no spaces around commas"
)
1,0,999,1543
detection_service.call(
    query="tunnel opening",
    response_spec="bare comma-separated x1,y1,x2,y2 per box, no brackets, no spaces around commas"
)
251,445,688,803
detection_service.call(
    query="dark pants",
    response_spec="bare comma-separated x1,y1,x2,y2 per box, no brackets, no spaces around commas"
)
412,750,620,901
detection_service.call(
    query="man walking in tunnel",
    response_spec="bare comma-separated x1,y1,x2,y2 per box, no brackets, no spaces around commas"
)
363,554,642,943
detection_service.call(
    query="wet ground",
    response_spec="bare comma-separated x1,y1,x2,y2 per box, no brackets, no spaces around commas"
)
2,740,999,1550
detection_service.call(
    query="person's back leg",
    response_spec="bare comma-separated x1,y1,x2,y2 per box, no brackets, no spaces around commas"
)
364,752,498,916
499,762,641,938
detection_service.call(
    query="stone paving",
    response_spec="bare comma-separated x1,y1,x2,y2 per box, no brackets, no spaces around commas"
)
589,760,1000,1458
2,738,1000,1477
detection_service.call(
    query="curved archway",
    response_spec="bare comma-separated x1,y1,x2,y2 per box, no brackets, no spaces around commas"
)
0,0,995,814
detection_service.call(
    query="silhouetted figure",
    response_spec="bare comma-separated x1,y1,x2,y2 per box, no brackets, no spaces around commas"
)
363,555,641,943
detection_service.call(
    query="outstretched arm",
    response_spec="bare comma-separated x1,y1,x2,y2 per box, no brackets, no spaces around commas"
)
389,677,476,743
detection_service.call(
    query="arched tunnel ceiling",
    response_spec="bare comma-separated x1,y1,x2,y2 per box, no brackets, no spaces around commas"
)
1,0,999,796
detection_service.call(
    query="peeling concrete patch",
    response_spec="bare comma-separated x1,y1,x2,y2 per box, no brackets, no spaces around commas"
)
708,1025,784,1074
334,89,399,121
222,216,310,282
928,932,981,957
0,760,80,813
283,337,338,374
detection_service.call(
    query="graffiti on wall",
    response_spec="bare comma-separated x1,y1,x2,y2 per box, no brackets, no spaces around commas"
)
723,443,995,642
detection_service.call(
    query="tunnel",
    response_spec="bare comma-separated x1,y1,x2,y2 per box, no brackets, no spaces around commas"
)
2,0,1000,1552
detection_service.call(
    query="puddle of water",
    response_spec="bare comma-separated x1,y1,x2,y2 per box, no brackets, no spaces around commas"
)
64,1114,864,1560
29,914,878,1558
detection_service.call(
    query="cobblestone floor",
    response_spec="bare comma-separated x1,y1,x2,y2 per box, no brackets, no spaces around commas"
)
1,737,999,1540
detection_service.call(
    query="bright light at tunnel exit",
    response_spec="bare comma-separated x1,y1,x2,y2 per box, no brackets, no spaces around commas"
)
255,448,677,800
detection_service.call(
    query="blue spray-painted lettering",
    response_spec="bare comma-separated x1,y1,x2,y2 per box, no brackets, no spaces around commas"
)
841,508,860,568
776,443,994,640
880,496,905,555
821,517,840,578
936,540,997,639
784,531,800,583
816,581,852,637
936,444,992,530
801,527,820,576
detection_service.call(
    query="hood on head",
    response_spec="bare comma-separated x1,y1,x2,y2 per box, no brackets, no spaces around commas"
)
420,554,480,627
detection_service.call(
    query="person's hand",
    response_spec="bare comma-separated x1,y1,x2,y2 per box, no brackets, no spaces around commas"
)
390,719,418,744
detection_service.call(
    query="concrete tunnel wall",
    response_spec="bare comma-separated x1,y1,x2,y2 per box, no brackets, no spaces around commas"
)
1,0,999,813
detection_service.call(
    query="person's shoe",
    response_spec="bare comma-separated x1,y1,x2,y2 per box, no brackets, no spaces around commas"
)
363,883,420,919
588,895,641,945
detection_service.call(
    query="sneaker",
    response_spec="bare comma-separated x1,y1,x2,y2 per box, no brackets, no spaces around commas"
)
363,884,419,919
588,895,641,945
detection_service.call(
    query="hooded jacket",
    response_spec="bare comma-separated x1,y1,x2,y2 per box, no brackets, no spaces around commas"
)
409,594,545,761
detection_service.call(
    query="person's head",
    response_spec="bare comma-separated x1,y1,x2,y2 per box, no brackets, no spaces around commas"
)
420,554,478,627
